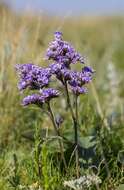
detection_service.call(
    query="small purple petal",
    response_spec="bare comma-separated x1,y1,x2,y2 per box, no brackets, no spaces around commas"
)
22,94,44,106
54,31,63,40
40,88,60,101
82,66,95,73
71,86,87,96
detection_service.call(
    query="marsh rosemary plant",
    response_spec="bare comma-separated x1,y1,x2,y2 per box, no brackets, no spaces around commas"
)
15,31,94,177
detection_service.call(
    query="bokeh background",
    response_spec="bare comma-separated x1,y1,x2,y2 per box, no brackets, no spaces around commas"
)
3,0,124,15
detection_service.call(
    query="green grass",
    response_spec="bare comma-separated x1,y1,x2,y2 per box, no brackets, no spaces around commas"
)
0,4,124,190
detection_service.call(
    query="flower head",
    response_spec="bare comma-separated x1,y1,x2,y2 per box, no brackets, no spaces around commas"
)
82,66,95,74
16,31,94,108
67,69,92,87
22,88,60,106
71,86,87,96
46,32,84,67
49,62,94,95
15,63,51,91
22,94,44,106
40,88,60,100
66,68,94,95
49,63,72,83
54,31,63,40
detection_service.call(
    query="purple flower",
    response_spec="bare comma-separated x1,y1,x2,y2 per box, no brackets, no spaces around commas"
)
49,63,72,83
45,32,94,96
22,94,44,106
79,66,94,85
15,63,51,90
79,72,92,85
50,63,65,74
68,71,81,87
71,86,87,96
54,31,63,40
46,32,84,67
40,88,60,101
22,88,60,106
82,66,94,73
16,31,94,104
49,62,93,93
66,68,93,95
68,70,88,87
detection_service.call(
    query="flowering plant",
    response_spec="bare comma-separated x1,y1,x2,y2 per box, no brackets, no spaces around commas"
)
16,31,94,177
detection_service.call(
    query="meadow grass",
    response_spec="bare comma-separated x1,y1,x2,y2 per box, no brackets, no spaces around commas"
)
0,4,124,190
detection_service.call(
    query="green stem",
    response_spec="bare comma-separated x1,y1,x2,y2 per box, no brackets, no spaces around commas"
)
34,125,42,179
47,102,67,170
65,82,75,120
75,95,79,178
64,82,79,177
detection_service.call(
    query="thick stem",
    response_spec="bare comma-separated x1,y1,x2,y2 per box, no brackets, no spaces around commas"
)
47,102,67,170
64,82,79,177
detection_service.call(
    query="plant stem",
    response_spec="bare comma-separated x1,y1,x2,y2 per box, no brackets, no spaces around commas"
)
47,102,67,170
65,82,75,120
75,95,79,178
64,82,79,177
34,124,42,179
100,140,110,178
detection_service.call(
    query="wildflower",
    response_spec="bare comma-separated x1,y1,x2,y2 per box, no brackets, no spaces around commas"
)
49,63,72,84
63,174,101,190
54,31,63,40
71,86,87,96
82,66,94,73
67,69,93,94
15,63,51,90
22,88,60,106
18,182,43,190
40,88,60,100
16,32,94,103
15,31,95,176
49,63,65,83
46,32,84,67
22,94,44,106
50,64,93,94
79,71,92,85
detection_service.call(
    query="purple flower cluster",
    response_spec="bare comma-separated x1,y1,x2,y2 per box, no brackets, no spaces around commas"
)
46,32,84,67
22,88,60,106
16,31,94,106
40,88,60,101
46,32,94,96
68,66,94,95
22,94,44,106
71,86,87,95
16,63,60,106
16,63,51,91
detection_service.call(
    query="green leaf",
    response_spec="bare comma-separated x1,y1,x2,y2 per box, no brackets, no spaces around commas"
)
21,128,54,141
118,150,124,165
43,136,63,153
79,136,96,149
